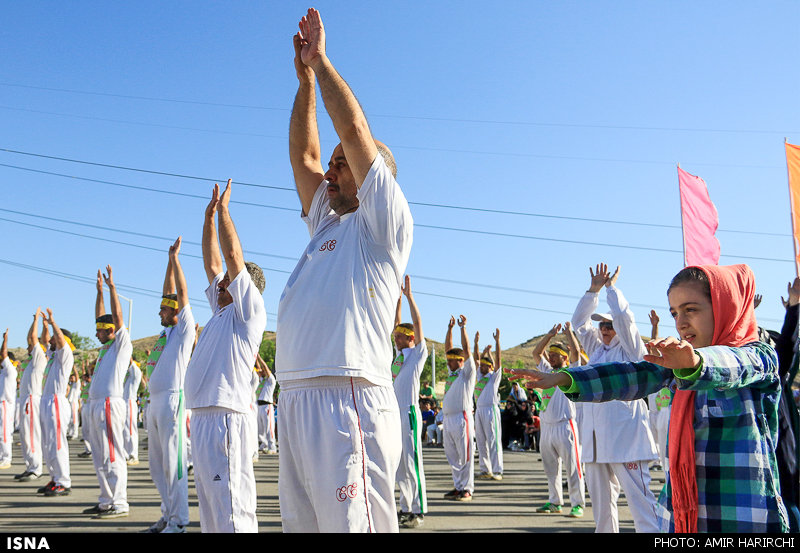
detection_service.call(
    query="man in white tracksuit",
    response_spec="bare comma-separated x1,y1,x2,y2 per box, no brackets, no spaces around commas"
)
391,276,428,529
0,330,18,470
256,356,277,455
38,309,75,497
571,263,659,533
16,309,47,482
85,266,133,519
66,370,81,441
122,359,142,465
184,181,267,533
277,8,411,533
529,323,585,518
143,238,196,534
441,315,477,502
474,329,503,481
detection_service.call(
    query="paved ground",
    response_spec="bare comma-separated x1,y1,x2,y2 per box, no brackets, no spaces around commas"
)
0,430,666,533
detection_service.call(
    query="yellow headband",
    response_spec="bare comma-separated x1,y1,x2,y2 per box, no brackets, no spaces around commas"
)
161,298,179,310
549,345,569,358
447,354,464,361
96,322,115,330
64,336,76,352
480,358,494,367
394,326,414,337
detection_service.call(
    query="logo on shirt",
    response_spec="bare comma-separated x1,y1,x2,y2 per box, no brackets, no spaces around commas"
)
213,474,222,481
319,239,337,252
625,462,639,471
336,482,358,502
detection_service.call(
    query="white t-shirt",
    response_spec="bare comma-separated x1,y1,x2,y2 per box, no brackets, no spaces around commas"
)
123,361,142,401
19,344,47,398
393,341,428,409
257,373,276,404
276,154,413,387
185,269,267,414
475,367,503,408
442,357,477,416
89,325,133,400
148,306,196,395
537,358,576,424
67,379,81,404
42,345,74,398
0,357,18,404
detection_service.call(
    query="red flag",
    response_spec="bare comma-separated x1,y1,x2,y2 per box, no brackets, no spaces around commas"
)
678,166,720,267
785,141,800,276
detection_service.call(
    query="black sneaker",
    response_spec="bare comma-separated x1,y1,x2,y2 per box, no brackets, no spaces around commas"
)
77,451,92,458
37,481,56,494
443,488,460,499
14,471,30,480
82,504,103,514
44,484,71,497
17,472,41,482
401,513,424,528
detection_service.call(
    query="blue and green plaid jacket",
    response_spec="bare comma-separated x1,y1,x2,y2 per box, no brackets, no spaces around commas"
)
563,341,789,533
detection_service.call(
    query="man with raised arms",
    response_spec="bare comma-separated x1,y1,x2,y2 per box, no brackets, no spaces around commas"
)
0,329,18,470
38,309,75,497
184,181,266,533
277,8,413,533
143,237,196,534
15,308,48,482
84,266,133,519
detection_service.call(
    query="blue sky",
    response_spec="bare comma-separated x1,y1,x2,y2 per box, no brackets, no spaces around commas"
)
1,1,798,354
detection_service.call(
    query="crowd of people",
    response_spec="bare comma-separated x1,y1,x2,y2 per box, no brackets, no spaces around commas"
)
0,7,799,535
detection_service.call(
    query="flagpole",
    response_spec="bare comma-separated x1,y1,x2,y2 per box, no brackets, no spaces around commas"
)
786,138,800,278
677,163,687,267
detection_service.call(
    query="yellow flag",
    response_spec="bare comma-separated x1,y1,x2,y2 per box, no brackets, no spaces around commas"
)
786,141,800,276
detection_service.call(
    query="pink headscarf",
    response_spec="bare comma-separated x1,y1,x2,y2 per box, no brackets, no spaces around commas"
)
668,264,759,533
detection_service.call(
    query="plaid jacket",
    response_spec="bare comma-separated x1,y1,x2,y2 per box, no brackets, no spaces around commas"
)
564,341,789,533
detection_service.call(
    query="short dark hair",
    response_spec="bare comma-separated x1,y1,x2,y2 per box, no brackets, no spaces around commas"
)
96,314,114,325
446,348,465,358
162,293,178,301
61,329,73,341
667,267,711,300
245,261,266,294
7,351,15,361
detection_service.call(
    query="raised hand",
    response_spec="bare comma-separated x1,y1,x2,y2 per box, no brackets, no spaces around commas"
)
169,236,182,259
96,269,104,291
293,32,314,81
219,179,232,211
589,263,610,293
448,316,456,329
457,315,467,328
753,294,762,309
206,183,220,219
547,323,561,337
643,336,701,371
401,275,412,297
297,8,326,68
649,310,659,326
605,265,621,288
787,277,800,307
102,265,114,287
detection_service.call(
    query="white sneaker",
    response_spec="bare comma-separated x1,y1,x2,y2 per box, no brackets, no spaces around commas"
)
161,524,186,533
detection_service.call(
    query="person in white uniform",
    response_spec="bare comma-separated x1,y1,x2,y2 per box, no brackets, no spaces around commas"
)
529,323,586,518
122,358,142,465
15,308,47,482
143,237,196,534
38,309,75,497
66,368,81,441
277,8,412,533
255,355,277,455
441,315,477,502
570,263,659,533
0,330,18,470
83,266,133,519
392,275,428,529
474,329,504,481
184,180,267,534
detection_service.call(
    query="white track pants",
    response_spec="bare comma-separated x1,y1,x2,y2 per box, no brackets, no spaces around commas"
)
88,397,128,510
443,411,475,493
396,403,427,514
0,400,14,464
257,403,277,452
585,461,659,533
278,377,402,533
40,394,71,487
540,419,584,507
123,398,139,461
147,391,189,528
191,407,257,533
475,404,503,475
19,394,42,475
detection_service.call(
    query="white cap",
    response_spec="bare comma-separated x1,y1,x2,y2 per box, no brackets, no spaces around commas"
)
590,313,613,323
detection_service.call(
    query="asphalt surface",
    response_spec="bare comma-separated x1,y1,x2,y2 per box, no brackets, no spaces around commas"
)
0,428,666,533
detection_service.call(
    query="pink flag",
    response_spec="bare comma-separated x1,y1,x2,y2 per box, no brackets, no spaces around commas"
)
678,166,720,267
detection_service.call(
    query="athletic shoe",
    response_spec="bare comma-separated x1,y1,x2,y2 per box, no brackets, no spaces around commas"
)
82,504,103,514
401,513,424,528
536,502,562,513
126,458,139,466
14,470,30,480
37,481,56,494
144,518,167,533
567,505,584,518
93,506,129,519
187,465,194,475
491,473,503,481
44,485,71,497
17,472,41,482
397,511,410,524
161,524,186,533
77,451,92,458
478,472,494,480
443,488,460,499
0,461,11,469
454,490,473,502
266,450,278,455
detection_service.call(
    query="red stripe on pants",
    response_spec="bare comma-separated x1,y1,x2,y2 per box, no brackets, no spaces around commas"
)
105,398,115,463
349,378,373,533
54,396,62,450
568,418,582,480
